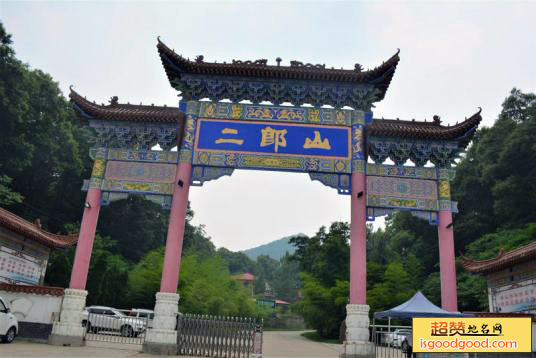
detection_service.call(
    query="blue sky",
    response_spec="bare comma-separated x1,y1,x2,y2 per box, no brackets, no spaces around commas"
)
2,1,535,251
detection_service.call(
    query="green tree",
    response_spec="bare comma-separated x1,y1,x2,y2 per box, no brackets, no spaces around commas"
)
98,196,170,263
295,273,348,338
126,248,164,308
272,253,300,302
0,175,23,205
46,234,130,308
367,262,414,314
290,222,349,287
216,247,257,274
128,248,262,317
0,21,90,232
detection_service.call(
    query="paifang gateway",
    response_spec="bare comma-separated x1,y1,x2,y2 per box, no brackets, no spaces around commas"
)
49,38,482,357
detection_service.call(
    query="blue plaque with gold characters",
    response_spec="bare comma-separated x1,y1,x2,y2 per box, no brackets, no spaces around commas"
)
195,119,351,160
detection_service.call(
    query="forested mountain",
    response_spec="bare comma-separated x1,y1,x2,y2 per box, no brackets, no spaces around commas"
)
243,235,302,260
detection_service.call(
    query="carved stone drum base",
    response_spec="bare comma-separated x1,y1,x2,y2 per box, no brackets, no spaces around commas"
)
340,304,374,358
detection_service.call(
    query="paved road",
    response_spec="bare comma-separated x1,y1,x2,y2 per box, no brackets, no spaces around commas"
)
2,331,342,358
1,340,144,358
263,331,342,358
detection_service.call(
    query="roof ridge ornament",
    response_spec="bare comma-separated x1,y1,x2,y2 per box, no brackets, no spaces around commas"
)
232,59,268,66
290,60,326,69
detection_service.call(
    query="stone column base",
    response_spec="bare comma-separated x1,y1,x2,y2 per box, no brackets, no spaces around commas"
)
48,288,87,347
340,342,374,358
340,304,374,358
142,292,179,355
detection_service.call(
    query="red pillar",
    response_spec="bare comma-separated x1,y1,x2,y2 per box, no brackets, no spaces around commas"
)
69,187,102,290
159,161,192,293
349,171,367,305
438,210,458,311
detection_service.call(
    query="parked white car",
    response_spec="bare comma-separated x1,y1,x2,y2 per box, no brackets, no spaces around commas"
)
0,296,18,343
82,306,146,337
130,309,154,329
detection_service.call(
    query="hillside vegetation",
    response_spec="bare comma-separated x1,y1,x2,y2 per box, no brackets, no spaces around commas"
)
243,235,302,260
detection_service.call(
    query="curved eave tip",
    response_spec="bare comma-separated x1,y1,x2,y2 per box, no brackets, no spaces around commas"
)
476,107,482,115
68,85,79,98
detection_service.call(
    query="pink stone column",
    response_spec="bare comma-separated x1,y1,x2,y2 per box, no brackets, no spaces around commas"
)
159,161,192,293
69,187,102,290
350,171,367,305
438,210,458,311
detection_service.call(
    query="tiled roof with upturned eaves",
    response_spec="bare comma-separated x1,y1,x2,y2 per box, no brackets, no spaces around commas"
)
157,39,400,102
69,87,184,123
461,241,536,275
69,89,481,147
0,207,78,249
368,109,482,148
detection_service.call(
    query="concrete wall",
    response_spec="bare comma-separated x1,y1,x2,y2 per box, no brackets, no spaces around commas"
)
0,289,62,341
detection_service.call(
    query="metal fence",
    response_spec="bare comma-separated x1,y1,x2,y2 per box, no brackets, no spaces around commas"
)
371,324,412,358
177,314,263,358
83,308,150,345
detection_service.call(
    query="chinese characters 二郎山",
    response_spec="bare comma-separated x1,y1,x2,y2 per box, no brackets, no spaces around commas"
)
303,131,331,150
215,128,244,145
260,127,287,153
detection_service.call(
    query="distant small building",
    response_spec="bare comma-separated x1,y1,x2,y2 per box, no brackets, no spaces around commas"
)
0,207,78,285
231,272,255,295
461,241,536,314
256,298,290,309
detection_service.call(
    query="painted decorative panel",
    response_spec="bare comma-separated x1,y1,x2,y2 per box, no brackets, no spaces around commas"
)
104,161,177,184
309,173,351,195
366,207,439,225
177,74,379,109
191,166,234,187
106,149,178,163
193,151,350,174
83,148,176,209
367,163,439,180
100,179,175,196
367,137,461,168
367,176,438,200
197,102,372,127
87,120,179,150
366,176,439,211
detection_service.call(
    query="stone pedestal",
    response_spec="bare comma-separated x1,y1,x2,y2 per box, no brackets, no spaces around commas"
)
340,304,374,358
48,288,87,347
142,292,180,355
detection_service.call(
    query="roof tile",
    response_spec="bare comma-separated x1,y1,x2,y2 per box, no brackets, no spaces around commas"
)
0,207,78,248
461,241,536,274
70,88,184,123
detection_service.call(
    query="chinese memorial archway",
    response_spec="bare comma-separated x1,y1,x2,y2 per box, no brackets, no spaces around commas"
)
48,38,482,357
